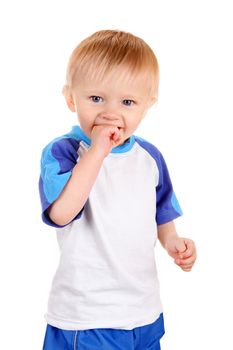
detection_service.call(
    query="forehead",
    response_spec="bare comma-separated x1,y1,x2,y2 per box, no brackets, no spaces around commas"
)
75,65,154,97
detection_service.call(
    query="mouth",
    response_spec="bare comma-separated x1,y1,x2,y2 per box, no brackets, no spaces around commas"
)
116,126,124,133
93,123,123,130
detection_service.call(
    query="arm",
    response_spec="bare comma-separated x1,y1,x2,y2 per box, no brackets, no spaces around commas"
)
158,221,197,272
47,124,123,226
47,146,105,226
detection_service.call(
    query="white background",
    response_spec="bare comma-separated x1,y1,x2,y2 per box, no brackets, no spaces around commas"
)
0,0,232,349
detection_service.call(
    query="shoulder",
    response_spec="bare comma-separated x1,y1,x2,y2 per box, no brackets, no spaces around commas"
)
41,130,82,163
134,135,164,163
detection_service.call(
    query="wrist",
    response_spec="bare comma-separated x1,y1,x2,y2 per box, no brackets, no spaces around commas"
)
157,221,178,250
163,234,179,251
89,145,108,160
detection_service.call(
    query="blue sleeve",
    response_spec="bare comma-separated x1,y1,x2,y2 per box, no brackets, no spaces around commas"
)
155,151,183,225
134,136,183,225
39,137,84,227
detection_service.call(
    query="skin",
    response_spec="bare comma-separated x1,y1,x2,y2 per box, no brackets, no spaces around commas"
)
49,65,196,271
64,67,156,157
158,221,196,272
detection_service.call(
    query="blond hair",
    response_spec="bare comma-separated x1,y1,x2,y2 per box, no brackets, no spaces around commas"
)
65,29,159,98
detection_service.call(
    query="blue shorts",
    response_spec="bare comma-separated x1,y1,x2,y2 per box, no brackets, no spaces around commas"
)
42,313,165,350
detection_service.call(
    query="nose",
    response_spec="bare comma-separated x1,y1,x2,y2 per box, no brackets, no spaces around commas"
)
99,113,119,121
95,102,123,126
96,111,122,126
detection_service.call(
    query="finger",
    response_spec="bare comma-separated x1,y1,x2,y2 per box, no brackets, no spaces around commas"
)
182,261,195,270
110,126,120,140
174,261,193,272
112,134,122,144
176,255,196,266
112,132,119,142
113,131,124,145
181,266,193,272
180,262,195,271
175,260,194,270
175,239,187,254
179,240,196,259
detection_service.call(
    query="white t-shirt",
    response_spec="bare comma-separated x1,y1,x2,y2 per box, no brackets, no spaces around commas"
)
39,125,182,331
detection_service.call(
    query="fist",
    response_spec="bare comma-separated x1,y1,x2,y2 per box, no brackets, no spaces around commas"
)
91,124,124,157
166,237,197,272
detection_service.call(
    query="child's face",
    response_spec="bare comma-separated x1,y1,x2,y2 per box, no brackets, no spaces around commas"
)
67,66,156,145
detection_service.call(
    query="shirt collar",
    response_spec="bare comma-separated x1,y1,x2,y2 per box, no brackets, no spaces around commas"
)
71,125,135,154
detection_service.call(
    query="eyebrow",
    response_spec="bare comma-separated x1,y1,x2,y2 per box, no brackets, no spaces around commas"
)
84,90,143,101
83,90,106,96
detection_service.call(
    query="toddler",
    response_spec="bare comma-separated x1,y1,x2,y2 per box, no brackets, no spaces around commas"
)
39,29,196,350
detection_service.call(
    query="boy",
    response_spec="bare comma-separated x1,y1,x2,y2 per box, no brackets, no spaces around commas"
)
39,29,196,350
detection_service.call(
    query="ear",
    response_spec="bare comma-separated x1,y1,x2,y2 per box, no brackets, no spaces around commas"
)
147,96,157,108
141,96,157,120
62,85,76,112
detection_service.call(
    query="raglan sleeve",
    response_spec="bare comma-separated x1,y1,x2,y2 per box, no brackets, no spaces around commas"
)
155,151,183,225
38,137,84,228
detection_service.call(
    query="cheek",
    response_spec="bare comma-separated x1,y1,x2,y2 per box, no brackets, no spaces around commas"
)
80,103,102,115
139,106,148,118
130,110,146,122
76,104,94,119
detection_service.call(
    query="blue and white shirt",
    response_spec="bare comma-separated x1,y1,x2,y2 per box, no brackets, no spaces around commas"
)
39,125,182,331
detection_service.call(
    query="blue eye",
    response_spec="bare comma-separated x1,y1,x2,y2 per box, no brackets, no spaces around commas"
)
123,99,134,106
90,96,103,103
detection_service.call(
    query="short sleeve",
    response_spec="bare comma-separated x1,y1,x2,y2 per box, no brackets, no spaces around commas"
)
155,152,183,225
39,137,84,227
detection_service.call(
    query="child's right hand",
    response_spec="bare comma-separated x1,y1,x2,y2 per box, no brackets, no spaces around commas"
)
90,124,123,158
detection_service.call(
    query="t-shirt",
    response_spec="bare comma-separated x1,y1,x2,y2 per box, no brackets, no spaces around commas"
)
39,125,182,331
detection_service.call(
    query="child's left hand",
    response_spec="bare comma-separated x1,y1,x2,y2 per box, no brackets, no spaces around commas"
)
165,237,197,272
